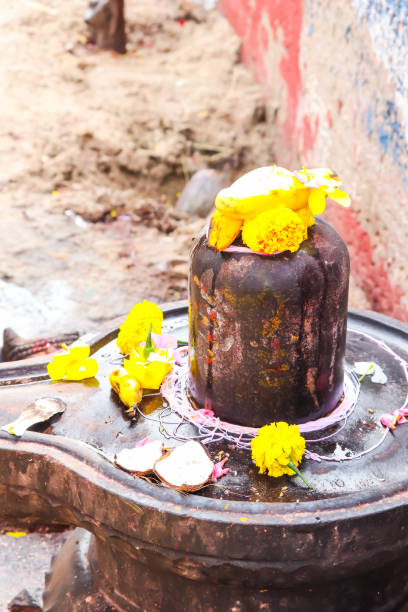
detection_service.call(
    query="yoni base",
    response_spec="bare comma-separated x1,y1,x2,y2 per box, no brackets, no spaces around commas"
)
43,528,408,612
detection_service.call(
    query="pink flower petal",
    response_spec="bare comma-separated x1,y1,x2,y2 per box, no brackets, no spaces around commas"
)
173,346,187,365
212,458,229,482
380,413,397,428
136,436,151,447
151,332,178,351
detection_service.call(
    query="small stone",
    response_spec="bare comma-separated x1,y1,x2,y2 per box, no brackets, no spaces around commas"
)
8,588,43,611
176,169,230,218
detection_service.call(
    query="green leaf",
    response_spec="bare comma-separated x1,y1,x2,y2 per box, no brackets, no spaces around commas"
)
143,323,154,360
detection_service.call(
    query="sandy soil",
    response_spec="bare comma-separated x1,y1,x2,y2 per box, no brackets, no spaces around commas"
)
0,0,279,337
0,0,367,343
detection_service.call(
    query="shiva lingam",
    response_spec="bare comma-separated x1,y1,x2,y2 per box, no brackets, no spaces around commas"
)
2,167,408,611
188,219,349,427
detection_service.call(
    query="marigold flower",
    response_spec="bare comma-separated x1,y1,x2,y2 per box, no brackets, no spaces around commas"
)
209,165,350,253
251,422,306,478
47,343,98,381
117,300,163,355
242,207,306,254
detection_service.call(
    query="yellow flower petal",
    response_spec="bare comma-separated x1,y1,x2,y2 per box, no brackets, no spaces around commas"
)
282,188,310,211
47,354,70,380
144,361,173,389
327,188,351,207
208,210,242,251
215,166,299,220
308,189,326,215
67,345,91,361
65,358,98,381
125,360,172,389
295,206,315,232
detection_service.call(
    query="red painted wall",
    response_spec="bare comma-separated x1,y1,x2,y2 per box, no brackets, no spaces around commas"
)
220,0,408,322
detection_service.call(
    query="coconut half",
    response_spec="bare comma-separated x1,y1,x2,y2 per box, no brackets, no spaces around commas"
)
115,440,163,476
2,397,66,437
154,440,214,491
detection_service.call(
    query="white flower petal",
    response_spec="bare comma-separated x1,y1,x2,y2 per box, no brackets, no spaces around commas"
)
371,368,387,384
353,361,387,384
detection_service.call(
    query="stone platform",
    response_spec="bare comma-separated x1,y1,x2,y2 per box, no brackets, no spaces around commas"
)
1,304,408,610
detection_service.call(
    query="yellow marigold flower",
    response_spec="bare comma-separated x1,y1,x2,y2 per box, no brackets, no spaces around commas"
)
242,207,306,254
208,209,242,251
117,300,163,355
47,343,98,381
124,347,173,390
210,165,350,254
295,206,315,239
251,422,306,478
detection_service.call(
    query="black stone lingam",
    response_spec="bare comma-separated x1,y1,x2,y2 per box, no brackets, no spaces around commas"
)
188,220,350,427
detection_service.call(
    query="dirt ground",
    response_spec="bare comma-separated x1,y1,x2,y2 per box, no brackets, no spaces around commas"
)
0,0,366,343
0,0,281,338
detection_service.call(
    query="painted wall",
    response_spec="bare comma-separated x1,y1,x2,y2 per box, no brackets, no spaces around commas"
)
220,0,408,321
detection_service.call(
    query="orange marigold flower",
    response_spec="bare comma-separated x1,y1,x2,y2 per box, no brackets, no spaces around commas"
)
242,207,306,254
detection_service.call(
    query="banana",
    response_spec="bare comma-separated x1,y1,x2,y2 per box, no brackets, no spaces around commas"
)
208,210,242,251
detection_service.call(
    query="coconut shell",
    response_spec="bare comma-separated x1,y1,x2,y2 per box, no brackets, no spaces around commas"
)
153,440,214,492
2,397,66,437
114,440,164,476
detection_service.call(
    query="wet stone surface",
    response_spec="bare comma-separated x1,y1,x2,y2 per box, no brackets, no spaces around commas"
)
1,307,408,611
1,307,408,504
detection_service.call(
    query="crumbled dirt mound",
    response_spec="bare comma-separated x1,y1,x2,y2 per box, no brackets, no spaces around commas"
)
0,0,278,334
